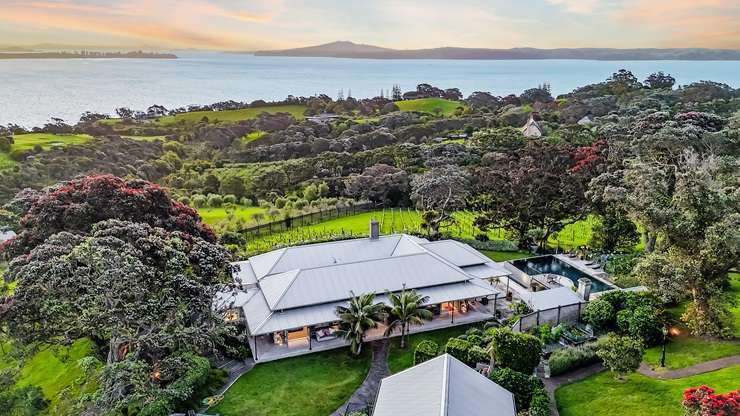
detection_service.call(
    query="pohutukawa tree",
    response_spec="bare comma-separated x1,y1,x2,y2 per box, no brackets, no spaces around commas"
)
0,175,235,414
410,164,470,239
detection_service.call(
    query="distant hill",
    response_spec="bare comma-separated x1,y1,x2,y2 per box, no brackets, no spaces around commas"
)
0,51,177,60
254,41,740,60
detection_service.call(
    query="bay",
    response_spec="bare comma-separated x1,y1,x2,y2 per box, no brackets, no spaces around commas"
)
1,52,738,127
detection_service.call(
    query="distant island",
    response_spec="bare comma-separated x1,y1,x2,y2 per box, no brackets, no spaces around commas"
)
0,51,177,60
254,41,740,60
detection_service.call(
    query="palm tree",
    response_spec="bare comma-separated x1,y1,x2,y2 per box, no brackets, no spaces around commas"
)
335,292,386,355
384,288,433,348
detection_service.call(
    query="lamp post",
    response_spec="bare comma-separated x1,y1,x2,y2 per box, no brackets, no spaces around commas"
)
660,326,668,367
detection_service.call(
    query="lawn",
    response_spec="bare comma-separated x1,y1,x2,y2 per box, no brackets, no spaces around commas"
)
153,105,306,125
555,365,740,416
395,98,465,116
0,152,14,169
212,348,370,416
242,130,266,144
480,250,532,262
643,336,740,370
386,323,484,373
12,133,92,151
0,338,100,413
197,205,267,226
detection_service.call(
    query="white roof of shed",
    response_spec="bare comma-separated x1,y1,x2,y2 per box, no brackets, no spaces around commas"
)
523,287,582,310
373,354,516,416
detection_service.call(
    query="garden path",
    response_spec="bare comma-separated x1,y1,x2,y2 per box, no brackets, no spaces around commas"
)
331,339,390,416
637,355,740,379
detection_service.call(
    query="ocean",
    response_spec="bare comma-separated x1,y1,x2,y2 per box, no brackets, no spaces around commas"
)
1,52,738,127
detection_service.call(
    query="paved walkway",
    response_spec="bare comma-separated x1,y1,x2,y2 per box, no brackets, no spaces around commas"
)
637,355,740,379
331,339,390,416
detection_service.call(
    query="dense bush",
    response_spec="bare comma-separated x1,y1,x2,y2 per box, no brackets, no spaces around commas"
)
207,193,223,208
489,367,547,411
548,343,600,376
529,390,551,416
222,194,237,205
414,340,439,365
488,328,542,374
467,345,488,366
445,338,472,365
596,333,644,380
617,305,662,345
582,298,615,330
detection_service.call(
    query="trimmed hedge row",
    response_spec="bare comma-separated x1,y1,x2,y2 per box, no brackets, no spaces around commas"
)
414,340,439,365
547,343,601,376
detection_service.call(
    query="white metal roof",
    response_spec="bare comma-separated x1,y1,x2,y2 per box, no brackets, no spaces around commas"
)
373,354,516,416
231,261,258,285
248,281,498,335
0,230,16,242
523,287,583,310
421,240,491,267
461,262,512,279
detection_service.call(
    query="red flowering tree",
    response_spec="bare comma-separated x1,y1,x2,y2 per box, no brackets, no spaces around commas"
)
1,174,214,257
683,385,740,416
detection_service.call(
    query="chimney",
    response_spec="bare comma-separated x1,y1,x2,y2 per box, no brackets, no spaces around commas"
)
369,219,380,240
577,278,592,301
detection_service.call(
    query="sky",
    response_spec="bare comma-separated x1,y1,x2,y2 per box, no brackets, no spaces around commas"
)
1,0,739,51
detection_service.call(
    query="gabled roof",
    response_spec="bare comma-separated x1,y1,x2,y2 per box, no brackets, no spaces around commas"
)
373,354,516,416
259,252,475,310
422,240,491,267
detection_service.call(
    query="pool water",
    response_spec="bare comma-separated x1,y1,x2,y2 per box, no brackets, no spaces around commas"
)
510,255,615,292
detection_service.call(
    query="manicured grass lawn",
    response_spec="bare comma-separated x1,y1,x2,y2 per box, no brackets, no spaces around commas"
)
0,152,14,169
395,98,465,116
480,250,532,262
154,105,306,125
555,365,740,416
729,272,740,337
12,133,92,151
386,323,483,373
0,338,100,413
212,348,370,416
197,205,267,226
643,336,740,370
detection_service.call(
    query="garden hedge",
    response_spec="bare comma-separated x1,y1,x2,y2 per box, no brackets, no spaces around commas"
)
547,343,600,376
489,367,547,411
488,328,543,374
414,340,439,365
445,338,472,365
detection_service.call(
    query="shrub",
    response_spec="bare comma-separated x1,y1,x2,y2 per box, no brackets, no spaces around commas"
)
414,340,439,365
488,328,542,374
275,197,287,209
616,305,662,345
178,196,191,206
582,298,615,330
596,333,644,380
465,334,484,347
239,197,253,207
683,385,740,416
206,194,223,208
222,194,237,205
548,343,600,376
191,194,206,208
467,345,488,366
538,323,562,345
445,338,472,364
489,367,544,411
529,390,551,416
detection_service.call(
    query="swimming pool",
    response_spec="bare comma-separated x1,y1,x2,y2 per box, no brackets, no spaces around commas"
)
510,255,615,293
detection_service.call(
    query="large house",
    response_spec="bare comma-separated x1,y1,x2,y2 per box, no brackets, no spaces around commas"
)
223,221,512,362
373,354,517,416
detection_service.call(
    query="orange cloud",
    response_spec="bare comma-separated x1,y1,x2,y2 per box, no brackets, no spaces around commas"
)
0,1,276,49
612,0,740,48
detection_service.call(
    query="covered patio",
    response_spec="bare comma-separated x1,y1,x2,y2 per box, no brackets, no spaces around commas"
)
249,297,500,362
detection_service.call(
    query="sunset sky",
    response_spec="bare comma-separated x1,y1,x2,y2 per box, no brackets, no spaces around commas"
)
1,0,739,51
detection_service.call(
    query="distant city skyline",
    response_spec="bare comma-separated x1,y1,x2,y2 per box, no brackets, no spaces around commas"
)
1,0,739,51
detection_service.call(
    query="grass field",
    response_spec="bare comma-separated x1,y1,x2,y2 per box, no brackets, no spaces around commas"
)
197,205,267,226
480,250,532,262
0,338,100,413
244,208,595,255
643,336,739,370
0,133,93,170
555,365,740,416
152,105,306,125
212,348,370,416
387,323,483,374
242,131,266,144
395,98,465,116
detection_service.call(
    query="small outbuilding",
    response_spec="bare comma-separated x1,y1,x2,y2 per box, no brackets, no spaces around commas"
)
373,354,517,416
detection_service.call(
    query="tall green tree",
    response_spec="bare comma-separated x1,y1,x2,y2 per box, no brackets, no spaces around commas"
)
335,292,387,355
383,289,432,348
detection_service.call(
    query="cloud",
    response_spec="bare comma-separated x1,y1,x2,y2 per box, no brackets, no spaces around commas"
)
611,0,740,48
544,0,599,14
